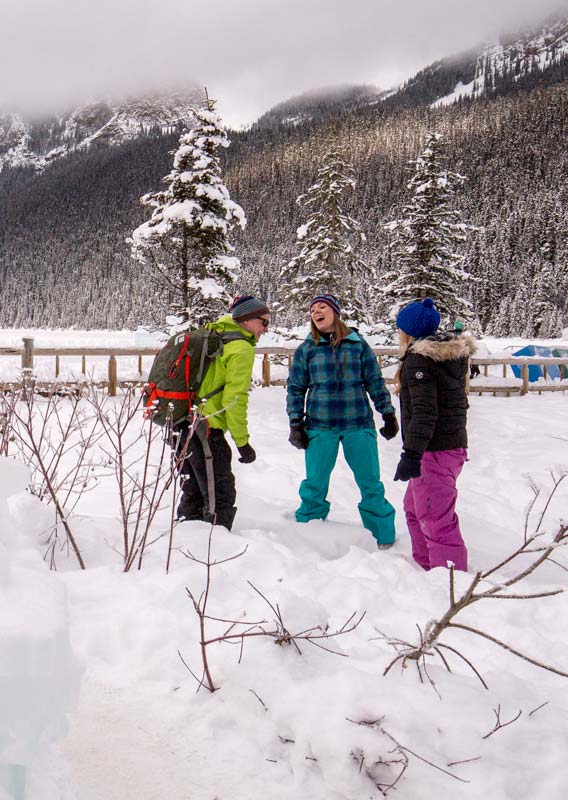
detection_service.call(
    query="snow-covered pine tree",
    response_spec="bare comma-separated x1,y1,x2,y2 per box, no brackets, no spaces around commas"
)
278,149,372,323
129,94,246,330
508,280,532,336
488,297,512,337
530,261,563,337
382,132,473,326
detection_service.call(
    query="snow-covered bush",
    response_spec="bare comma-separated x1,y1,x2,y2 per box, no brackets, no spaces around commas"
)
0,457,80,799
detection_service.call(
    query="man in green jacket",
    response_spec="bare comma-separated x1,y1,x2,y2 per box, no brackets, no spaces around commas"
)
177,295,271,530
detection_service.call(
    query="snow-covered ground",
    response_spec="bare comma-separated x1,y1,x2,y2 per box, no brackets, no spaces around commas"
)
1,329,568,800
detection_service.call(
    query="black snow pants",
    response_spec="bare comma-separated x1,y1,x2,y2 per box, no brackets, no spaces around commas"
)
175,422,237,530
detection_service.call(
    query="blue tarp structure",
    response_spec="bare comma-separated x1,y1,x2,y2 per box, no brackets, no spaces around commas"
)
552,348,568,379
511,345,561,382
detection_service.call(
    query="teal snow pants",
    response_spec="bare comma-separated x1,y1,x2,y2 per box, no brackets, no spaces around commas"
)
295,428,396,545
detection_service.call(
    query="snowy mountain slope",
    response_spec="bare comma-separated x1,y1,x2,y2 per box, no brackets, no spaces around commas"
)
250,85,385,130
0,88,204,172
433,13,568,107
263,11,568,118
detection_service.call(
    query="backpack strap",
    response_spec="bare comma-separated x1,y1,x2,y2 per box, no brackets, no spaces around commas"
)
197,385,225,403
169,333,191,379
219,332,250,345
194,420,216,516
144,383,194,421
196,330,211,385
195,330,252,404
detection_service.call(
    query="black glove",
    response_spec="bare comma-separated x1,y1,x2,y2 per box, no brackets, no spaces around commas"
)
288,420,309,450
379,412,399,441
394,450,422,482
237,443,256,463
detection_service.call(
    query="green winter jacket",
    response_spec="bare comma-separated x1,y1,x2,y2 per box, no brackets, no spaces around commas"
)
197,315,256,446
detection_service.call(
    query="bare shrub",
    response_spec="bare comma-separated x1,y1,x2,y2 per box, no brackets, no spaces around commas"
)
178,525,365,693
0,389,17,456
382,475,568,688
7,382,102,569
348,717,471,794
86,387,183,571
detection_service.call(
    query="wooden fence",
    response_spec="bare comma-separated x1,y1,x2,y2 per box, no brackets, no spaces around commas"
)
0,338,567,397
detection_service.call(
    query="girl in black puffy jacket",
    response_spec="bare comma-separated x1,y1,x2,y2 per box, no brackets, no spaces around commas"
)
393,298,476,571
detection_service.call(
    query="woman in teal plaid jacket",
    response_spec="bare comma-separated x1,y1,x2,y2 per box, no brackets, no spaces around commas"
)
286,295,399,548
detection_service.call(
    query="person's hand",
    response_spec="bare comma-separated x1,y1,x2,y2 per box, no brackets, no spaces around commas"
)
394,450,422,481
288,420,309,450
237,443,256,463
379,412,399,441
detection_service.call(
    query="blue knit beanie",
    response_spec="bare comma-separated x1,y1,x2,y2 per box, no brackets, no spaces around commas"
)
309,294,341,316
230,295,270,322
396,298,441,338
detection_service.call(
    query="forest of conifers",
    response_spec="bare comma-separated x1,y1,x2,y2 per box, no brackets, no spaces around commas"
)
0,78,567,332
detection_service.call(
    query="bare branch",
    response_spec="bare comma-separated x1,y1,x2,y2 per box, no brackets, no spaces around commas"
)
347,717,470,788
535,472,567,534
177,649,210,694
435,644,489,690
482,705,523,739
447,756,481,767
528,701,549,717
248,689,268,711
449,622,568,679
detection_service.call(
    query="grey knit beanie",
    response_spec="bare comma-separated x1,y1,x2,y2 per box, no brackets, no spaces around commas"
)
230,295,270,322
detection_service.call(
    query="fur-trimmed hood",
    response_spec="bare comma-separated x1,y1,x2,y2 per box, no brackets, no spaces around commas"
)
407,332,476,363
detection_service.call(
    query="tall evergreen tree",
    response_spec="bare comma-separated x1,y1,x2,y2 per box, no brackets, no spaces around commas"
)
129,95,246,329
530,261,563,336
508,280,532,336
278,149,372,323
381,132,473,324
488,297,512,337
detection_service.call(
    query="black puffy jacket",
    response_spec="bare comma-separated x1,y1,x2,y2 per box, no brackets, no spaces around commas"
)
399,332,476,453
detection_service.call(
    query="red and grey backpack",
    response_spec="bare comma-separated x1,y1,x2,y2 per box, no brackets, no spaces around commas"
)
144,328,248,427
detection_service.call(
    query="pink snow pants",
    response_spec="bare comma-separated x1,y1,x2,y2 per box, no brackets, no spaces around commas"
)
403,448,468,571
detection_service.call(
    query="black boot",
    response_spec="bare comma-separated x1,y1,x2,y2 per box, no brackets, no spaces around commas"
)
205,506,237,531
176,495,204,523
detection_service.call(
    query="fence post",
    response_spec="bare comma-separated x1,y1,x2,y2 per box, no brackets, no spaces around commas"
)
108,355,117,397
81,355,86,375
22,338,34,370
138,354,143,375
262,354,271,387
55,354,60,378
521,364,529,396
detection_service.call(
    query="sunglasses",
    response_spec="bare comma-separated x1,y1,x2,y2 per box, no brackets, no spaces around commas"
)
256,318,270,328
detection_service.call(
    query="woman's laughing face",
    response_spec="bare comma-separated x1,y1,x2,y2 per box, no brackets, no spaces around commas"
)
310,302,336,333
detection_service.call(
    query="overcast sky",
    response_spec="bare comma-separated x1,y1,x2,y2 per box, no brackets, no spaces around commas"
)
1,0,566,127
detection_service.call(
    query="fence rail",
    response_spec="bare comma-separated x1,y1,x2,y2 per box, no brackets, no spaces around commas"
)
1,338,567,397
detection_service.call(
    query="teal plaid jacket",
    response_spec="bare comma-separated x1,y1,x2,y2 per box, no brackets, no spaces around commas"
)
286,331,394,431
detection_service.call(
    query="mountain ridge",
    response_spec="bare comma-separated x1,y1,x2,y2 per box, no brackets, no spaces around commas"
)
255,9,568,125
2,10,567,167
0,87,204,172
